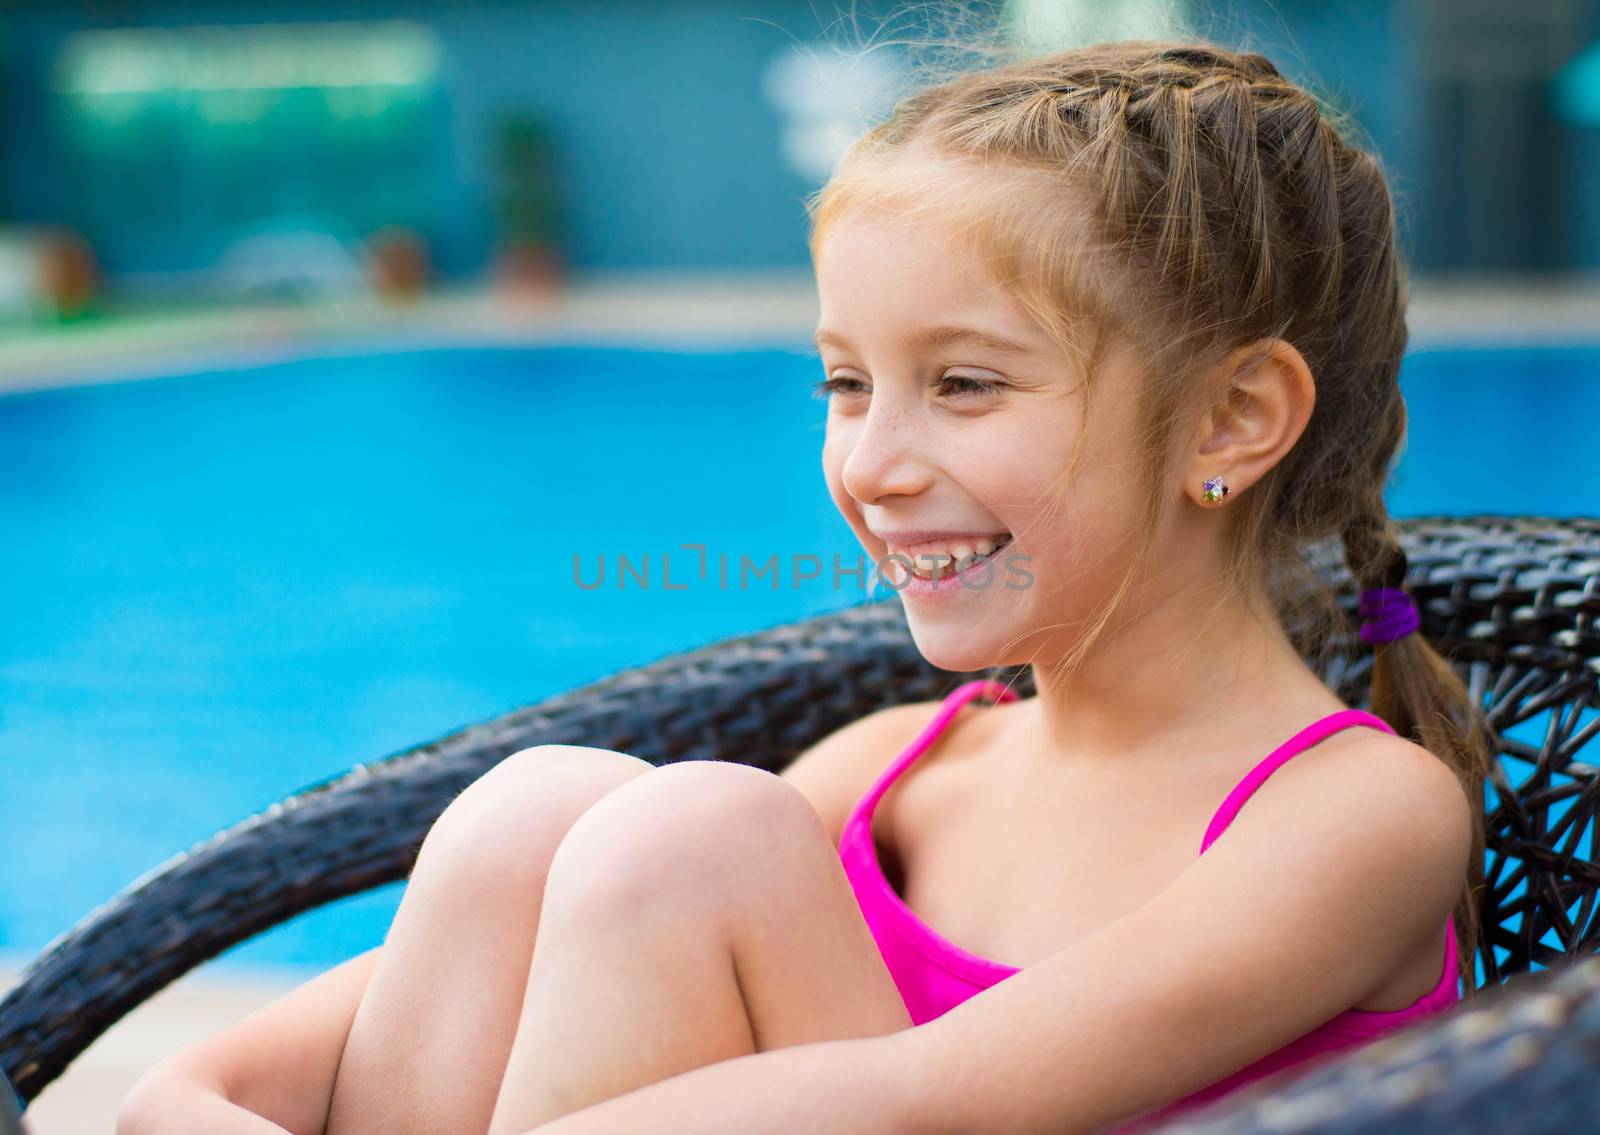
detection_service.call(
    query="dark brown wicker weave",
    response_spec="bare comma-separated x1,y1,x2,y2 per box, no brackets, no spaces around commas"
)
2,514,1598,1133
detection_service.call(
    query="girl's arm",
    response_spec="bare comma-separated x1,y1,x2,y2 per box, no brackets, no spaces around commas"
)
516,1030,930,1135
895,731,1471,1134
117,1075,294,1135
517,731,1471,1135
117,946,381,1135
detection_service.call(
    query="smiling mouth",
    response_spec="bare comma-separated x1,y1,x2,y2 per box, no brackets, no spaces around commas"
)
888,533,1014,580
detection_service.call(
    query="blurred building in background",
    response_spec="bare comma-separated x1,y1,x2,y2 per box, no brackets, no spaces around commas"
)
0,0,1595,323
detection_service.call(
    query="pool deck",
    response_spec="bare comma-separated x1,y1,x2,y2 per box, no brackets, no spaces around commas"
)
2,268,1598,1133
2,270,1599,399
0,271,826,397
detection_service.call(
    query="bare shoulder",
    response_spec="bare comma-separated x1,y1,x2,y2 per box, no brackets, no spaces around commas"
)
778,699,942,849
1319,727,1472,837
1243,723,1475,911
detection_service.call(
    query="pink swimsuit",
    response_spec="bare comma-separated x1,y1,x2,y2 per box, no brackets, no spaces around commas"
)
837,678,1461,1128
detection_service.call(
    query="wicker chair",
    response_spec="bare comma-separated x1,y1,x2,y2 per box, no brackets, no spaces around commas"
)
2,514,1598,1134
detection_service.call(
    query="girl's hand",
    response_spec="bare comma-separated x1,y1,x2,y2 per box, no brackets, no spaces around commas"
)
117,1068,294,1134
117,946,381,1135
500,1033,925,1135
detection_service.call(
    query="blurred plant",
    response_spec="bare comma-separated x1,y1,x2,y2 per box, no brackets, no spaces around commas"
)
490,109,564,293
36,227,99,323
364,225,431,302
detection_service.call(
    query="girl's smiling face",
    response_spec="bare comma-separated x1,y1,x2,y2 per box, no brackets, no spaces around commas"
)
812,203,1159,673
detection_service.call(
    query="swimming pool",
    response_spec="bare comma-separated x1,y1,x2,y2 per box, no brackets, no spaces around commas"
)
2,341,1596,977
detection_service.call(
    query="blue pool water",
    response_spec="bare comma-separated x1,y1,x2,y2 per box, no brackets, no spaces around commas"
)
1,340,1596,980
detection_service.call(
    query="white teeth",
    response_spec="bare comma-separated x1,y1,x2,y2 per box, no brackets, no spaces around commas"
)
888,533,1011,581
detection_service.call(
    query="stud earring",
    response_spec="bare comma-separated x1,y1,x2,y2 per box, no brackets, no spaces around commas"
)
1201,475,1231,505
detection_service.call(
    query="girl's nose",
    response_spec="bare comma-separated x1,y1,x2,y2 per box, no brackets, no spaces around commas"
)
838,402,933,505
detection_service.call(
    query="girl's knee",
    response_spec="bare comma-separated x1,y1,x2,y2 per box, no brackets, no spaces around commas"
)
420,744,655,883
543,761,825,917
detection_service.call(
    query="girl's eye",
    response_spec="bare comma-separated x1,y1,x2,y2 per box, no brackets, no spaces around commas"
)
811,374,1004,400
937,373,1004,397
811,376,866,399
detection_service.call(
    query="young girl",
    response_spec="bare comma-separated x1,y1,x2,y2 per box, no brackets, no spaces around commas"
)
120,36,1490,1135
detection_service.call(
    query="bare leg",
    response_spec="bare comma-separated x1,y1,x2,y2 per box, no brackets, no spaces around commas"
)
485,760,912,1134
325,745,655,1135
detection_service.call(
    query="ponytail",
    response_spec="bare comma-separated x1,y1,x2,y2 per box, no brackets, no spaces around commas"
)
1342,510,1495,994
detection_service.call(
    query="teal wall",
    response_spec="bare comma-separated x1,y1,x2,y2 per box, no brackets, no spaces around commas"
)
0,0,1595,279
0,0,831,277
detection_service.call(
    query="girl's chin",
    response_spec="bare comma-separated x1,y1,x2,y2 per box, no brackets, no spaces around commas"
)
903,629,1009,675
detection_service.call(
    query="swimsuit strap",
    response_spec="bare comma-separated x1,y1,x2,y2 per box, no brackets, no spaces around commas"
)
1200,708,1396,855
855,678,1020,819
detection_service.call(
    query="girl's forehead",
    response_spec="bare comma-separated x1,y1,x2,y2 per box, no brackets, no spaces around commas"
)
818,227,1041,339
816,206,961,264
817,211,1012,303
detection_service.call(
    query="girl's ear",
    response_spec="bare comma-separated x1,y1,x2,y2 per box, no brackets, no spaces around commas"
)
1186,339,1316,505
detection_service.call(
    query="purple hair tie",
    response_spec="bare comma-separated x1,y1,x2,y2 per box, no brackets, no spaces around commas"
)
1359,587,1420,645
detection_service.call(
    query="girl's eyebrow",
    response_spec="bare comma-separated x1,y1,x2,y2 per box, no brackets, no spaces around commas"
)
813,325,1037,356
